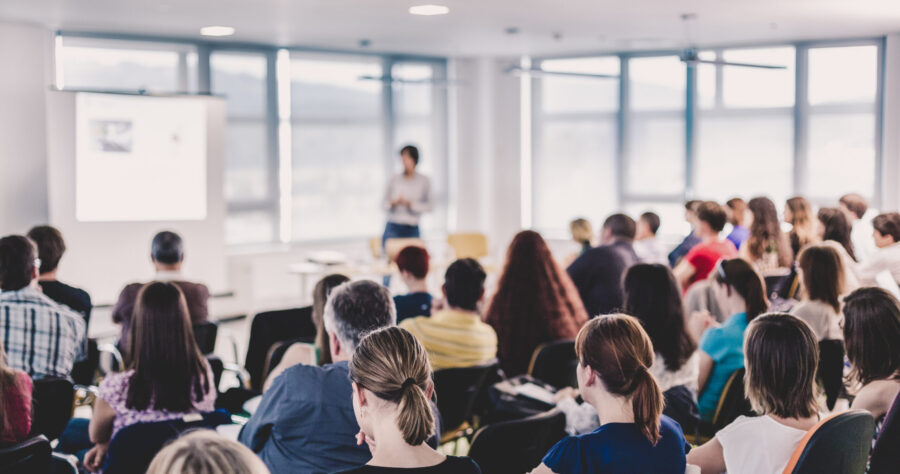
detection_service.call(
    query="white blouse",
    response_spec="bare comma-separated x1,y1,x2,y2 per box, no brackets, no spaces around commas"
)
717,415,809,474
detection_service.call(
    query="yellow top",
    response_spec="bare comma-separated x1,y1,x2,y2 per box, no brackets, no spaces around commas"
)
400,309,498,371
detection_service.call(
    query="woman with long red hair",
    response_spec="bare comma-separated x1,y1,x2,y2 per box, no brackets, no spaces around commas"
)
485,230,589,377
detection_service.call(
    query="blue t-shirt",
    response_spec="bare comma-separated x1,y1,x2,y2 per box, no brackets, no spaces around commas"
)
698,312,749,421
394,292,433,323
726,225,751,251
542,415,687,474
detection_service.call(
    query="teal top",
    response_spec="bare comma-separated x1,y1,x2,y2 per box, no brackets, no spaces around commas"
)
698,312,749,421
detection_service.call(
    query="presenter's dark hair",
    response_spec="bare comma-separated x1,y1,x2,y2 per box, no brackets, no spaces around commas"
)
603,214,637,240
151,231,184,264
27,225,66,274
443,258,486,311
400,145,420,164
0,235,36,291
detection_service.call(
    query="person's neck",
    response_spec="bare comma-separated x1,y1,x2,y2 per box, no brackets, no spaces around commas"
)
636,235,655,242
445,305,477,316
403,170,415,179
154,264,181,273
699,230,719,243
585,390,635,426
404,278,428,294
37,270,58,282
768,413,820,431
368,419,442,468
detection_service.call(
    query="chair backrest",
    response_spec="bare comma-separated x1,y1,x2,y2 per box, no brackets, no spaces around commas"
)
783,410,874,474
870,390,900,473
468,409,567,474
369,237,383,260
30,377,75,442
0,435,50,474
527,340,577,389
433,360,499,433
385,237,426,262
103,410,232,474
447,232,488,260
244,306,315,391
260,338,314,384
193,321,219,355
817,339,844,411
712,368,753,431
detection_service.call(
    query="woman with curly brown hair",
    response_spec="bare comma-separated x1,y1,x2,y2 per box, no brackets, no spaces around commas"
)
739,197,793,274
485,230,589,377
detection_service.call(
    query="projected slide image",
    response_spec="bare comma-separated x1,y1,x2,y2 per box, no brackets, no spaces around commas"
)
75,93,208,222
89,120,133,153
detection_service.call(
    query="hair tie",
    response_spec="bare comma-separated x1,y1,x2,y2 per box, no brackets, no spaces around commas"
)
401,378,416,389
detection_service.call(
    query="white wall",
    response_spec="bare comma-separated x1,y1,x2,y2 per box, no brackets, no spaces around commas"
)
882,33,900,211
0,22,51,233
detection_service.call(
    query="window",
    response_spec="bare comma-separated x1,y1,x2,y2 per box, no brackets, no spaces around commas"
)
533,57,619,235
210,52,276,245
56,37,196,93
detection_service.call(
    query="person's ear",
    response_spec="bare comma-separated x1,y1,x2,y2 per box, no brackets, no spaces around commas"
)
353,382,368,407
478,288,485,303
425,382,434,400
441,284,447,299
330,332,342,358
31,265,39,280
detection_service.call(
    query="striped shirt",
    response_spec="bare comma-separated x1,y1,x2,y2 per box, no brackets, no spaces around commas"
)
0,286,86,380
400,309,497,370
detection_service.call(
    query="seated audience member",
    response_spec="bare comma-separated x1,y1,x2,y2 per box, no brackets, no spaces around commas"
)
633,212,668,265
567,214,639,316
840,193,878,262
791,243,845,341
739,197,793,275
58,281,215,470
393,246,433,323
858,212,900,286
697,259,768,422
485,231,588,378
570,218,594,256
147,430,270,474
785,196,818,257
341,327,481,473
668,200,702,267
817,207,861,290
112,231,209,351
724,198,750,250
532,315,688,474
263,274,351,391
240,280,395,473
673,201,738,291
842,288,900,427
27,225,92,321
0,340,32,446
401,259,496,370
0,235,85,380
556,264,700,435
688,313,821,474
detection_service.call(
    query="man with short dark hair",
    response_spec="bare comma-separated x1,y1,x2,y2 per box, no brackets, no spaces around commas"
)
673,201,738,290
858,212,900,287
27,225,92,322
111,231,208,349
567,213,640,316
240,280,396,473
400,258,497,370
633,211,667,265
839,193,878,262
0,235,85,380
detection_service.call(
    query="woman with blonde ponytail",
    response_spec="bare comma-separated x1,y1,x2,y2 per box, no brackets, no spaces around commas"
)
532,314,688,474
341,327,481,473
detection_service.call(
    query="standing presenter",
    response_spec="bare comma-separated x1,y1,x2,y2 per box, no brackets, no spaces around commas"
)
383,145,433,250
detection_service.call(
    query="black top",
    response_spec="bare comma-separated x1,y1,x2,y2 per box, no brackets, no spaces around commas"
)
394,292,433,323
340,456,481,474
38,280,92,324
566,240,639,317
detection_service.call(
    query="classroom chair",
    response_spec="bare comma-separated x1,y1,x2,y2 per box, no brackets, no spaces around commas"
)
468,409,567,474
782,410,874,474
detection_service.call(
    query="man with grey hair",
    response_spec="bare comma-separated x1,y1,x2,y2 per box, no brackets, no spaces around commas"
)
239,280,395,473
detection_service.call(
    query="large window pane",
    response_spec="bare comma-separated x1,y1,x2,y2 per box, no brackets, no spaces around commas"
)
58,38,195,93
629,56,685,111
722,47,795,108
808,46,878,106
223,121,270,202
211,53,268,118
697,51,718,109
806,113,876,200
226,211,277,246
540,57,619,113
534,120,617,233
622,202,690,238
291,56,382,119
626,117,684,195
695,115,793,203
393,64,433,116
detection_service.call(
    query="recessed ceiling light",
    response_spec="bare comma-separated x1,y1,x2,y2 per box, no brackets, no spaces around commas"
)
200,26,235,37
409,5,449,16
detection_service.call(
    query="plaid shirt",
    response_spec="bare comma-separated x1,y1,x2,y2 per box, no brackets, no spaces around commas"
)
0,286,86,380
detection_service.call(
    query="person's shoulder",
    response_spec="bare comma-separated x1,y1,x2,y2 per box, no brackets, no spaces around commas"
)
716,415,766,441
659,415,687,443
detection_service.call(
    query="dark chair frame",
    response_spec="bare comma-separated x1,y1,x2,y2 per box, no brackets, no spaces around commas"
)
527,340,577,389
433,359,500,444
468,409,567,474
244,307,315,392
0,435,51,474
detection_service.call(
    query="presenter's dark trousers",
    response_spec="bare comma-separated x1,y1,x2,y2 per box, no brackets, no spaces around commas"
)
382,222,420,286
